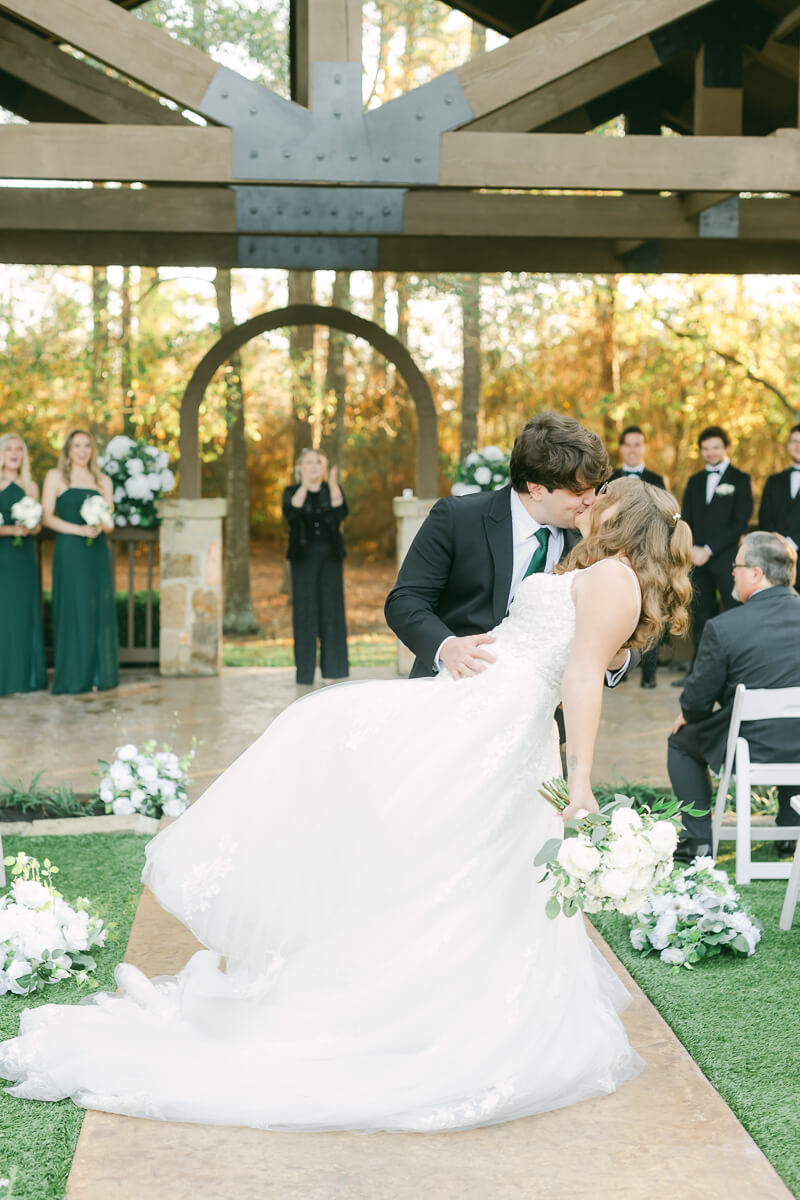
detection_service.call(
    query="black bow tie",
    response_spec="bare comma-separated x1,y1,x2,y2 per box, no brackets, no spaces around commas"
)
706,467,722,474
622,467,643,474
791,466,800,473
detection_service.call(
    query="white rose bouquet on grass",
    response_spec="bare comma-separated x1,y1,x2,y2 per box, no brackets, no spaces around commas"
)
628,858,761,970
0,853,107,996
451,446,510,496
97,739,197,819
9,496,42,547
99,435,176,529
534,780,682,919
79,493,113,546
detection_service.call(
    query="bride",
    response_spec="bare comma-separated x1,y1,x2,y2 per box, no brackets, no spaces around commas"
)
0,477,692,1132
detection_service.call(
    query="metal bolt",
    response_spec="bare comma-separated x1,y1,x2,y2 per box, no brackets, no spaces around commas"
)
249,107,257,117
283,149,291,158
316,152,325,161
276,207,284,216
249,150,258,159
220,90,229,100
382,153,391,162
414,155,423,164
382,206,391,216
249,242,255,253
333,109,342,118
444,95,453,105
249,207,258,216
303,208,311,216
330,208,339,216
355,207,364,216
334,74,342,84
349,153,358,161
416,111,424,120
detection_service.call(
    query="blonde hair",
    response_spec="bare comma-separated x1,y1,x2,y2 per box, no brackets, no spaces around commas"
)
0,432,33,489
557,476,693,652
58,429,103,489
293,447,327,483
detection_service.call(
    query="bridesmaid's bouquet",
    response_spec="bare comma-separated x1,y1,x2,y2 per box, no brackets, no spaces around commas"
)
535,780,680,919
0,853,107,995
99,435,175,529
451,446,509,496
9,496,42,546
79,494,113,545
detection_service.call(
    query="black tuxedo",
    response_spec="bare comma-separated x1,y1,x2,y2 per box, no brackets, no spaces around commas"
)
681,463,753,652
385,486,579,678
759,469,800,593
668,585,800,839
608,466,666,489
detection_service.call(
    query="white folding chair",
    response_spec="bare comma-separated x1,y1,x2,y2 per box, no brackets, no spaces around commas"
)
711,684,800,885
780,796,800,931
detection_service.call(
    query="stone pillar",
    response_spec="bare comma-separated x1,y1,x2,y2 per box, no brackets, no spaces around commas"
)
392,492,437,675
157,498,227,676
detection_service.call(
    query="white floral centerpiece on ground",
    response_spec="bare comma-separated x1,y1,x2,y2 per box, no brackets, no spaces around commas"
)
99,435,176,529
535,783,679,918
451,446,510,496
0,853,107,996
628,857,761,969
97,740,197,819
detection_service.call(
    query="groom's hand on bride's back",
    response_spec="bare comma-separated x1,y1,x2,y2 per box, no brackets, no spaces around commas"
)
440,634,496,680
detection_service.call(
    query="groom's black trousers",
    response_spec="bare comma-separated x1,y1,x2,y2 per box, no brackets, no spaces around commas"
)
667,723,798,840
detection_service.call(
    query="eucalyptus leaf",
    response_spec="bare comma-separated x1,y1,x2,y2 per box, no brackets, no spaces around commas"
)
545,897,561,921
533,838,562,867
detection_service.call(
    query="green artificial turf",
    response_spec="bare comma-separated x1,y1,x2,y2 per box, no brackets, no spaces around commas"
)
593,859,800,1197
0,835,149,1200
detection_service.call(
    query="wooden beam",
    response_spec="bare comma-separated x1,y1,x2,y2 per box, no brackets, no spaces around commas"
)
770,5,800,43
454,0,716,122
0,0,217,112
462,36,661,133
0,12,188,124
439,131,800,192
694,44,742,135
0,185,236,231
0,124,231,181
292,0,361,107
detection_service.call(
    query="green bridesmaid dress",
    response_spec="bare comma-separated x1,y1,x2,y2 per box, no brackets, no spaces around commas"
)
0,481,47,694
51,487,119,694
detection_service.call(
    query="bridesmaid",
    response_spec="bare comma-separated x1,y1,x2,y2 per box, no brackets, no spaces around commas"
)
0,432,47,694
42,429,119,694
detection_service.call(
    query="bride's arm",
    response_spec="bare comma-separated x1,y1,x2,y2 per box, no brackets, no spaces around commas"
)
560,561,640,821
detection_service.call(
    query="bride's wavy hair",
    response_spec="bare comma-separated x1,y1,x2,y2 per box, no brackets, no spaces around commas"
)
557,477,693,652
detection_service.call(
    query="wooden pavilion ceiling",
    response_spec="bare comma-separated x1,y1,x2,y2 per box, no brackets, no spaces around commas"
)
2,0,800,272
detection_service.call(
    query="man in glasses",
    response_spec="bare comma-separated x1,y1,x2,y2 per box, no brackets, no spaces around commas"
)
758,423,800,594
668,531,800,863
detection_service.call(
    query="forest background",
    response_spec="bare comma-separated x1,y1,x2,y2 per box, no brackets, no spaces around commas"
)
2,0,800,636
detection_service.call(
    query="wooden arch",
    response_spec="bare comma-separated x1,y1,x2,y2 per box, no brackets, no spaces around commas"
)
178,304,438,499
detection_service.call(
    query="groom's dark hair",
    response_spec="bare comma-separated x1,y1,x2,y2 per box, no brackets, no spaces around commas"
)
509,411,609,494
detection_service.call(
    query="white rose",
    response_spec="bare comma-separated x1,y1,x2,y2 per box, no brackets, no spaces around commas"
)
99,779,114,803
156,451,170,471
130,788,147,806
129,513,142,526
117,744,138,761
648,821,679,857
481,445,504,461
6,959,35,993
597,867,635,900
124,474,152,500
146,472,163,492
651,911,678,950
660,946,686,965
473,466,492,485
607,836,640,870
109,761,134,790
112,796,137,816
629,926,649,951
616,891,647,916
11,879,51,909
162,797,188,818
610,807,643,835
115,515,127,527
126,458,145,476
557,836,601,880
158,779,177,797
464,452,481,467
105,434,136,459
160,468,176,492
144,445,159,459
104,460,119,476
138,763,158,782
63,914,90,952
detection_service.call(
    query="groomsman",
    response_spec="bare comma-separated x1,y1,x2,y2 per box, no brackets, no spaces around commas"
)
608,426,665,688
681,425,753,663
758,423,800,593
607,426,666,490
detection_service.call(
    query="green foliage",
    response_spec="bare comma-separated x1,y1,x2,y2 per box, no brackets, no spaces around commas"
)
39,591,160,652
0,773,102,819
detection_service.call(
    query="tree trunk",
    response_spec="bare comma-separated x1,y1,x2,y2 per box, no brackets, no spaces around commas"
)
120,265,135,438
214,268,259,635
90,266,110,436
395,274,409,348
460,272,481,460
320,271,350,470
595,276,620,447
288,270,316,459
370,271,387,397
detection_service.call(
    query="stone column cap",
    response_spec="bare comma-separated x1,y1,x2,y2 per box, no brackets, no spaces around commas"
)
392,495,438,517
158,498,228,519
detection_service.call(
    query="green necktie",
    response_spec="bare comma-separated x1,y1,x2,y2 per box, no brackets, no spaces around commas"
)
523,527,550,578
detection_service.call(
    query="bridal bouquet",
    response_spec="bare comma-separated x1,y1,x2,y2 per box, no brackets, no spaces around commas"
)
628,858,761,969
0,853,107,996
99,435,175,529
79,493,113,545
9,496,42,546
97,739,196,819
535,781,679,919
451,446,509,496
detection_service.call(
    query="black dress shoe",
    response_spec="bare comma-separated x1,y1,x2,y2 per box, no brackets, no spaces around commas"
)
641,677,656,689
674,837,712,865
776,840,797,859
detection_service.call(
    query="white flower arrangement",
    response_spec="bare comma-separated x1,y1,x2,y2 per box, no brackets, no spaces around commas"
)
9,496,42,546
0,853,107,996
451,445,510,496
97,739,197,819
79,494,113,546
628,857,761,969
534,782,679,919
99,436,175,529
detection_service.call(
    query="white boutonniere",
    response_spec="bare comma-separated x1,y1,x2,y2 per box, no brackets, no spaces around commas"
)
714,482,735,496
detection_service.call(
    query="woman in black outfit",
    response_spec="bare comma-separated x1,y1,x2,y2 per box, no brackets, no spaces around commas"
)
282,449,349,687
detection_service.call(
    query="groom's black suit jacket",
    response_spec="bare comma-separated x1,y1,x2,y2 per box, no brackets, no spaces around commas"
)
384,486,579,678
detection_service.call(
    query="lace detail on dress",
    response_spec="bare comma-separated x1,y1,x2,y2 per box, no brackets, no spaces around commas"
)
178,835,238,919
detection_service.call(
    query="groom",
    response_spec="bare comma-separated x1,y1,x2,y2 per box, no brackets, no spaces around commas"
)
386,411,617,680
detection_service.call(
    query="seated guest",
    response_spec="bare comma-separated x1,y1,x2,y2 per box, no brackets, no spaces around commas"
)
608,426,665,687
668,531,800,862
758,422,800,593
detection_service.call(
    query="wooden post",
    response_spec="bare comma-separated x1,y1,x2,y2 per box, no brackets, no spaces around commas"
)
291,0,362,108
694,43,743,135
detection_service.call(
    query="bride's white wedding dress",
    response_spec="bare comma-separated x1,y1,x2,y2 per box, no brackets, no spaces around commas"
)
0,566,643,1132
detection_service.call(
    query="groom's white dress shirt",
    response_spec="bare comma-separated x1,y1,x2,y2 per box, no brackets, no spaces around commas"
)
508,487,564,608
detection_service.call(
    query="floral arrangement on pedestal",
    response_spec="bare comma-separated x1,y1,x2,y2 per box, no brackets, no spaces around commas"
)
97,740,196,819
628,857,761,969
535,784,679,918
99,435,176,529
451,446,510,496
0,853,107,996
